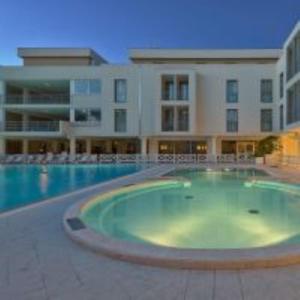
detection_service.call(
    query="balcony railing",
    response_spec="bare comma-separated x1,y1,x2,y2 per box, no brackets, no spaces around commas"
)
71,121,101,127
3,121,60,132
5,94,70,105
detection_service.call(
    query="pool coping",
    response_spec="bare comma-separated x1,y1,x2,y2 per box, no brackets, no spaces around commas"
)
63,165,300,270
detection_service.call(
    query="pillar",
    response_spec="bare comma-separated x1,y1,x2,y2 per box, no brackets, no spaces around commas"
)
70,108,75,122
22,139,28,155
209,136,217,155
106,140,112,154
69,137,76,157
52,140,58,154
207,136,218,162
86,138,92,155
22,88,29,104
141,137,147,155
23,113,29,130
0,138,5,155
0,107,5,131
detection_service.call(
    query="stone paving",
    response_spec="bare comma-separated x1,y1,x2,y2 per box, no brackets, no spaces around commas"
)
1,165,300,299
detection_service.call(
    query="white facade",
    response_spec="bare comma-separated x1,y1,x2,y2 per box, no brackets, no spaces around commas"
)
0,22,300,157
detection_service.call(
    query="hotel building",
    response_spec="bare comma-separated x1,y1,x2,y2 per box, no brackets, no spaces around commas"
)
0,22,299,158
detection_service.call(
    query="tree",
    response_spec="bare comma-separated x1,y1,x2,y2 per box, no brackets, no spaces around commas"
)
255,136,281,157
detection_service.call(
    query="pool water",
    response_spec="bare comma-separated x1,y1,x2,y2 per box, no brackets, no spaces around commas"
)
0,164,144,212
81,169,300,249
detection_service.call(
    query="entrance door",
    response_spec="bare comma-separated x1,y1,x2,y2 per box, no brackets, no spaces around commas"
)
237,142,255,156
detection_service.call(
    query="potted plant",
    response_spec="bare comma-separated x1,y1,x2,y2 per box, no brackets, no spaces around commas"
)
255,136,281,164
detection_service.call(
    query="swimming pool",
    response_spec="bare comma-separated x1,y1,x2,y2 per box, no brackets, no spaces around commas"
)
80,168,300,249
0,164,144,212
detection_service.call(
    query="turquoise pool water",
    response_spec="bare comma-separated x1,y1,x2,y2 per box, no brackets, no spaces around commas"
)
81,169,300,249
0,164,144,212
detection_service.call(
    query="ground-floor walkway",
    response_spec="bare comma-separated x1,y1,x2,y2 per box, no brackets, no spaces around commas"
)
2,165,300,299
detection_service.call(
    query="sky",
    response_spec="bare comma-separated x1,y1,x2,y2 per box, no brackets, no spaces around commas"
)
0,0,299,65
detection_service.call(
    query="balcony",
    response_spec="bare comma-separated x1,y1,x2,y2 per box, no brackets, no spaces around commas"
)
0,121,67,137
4,94,70,105
161,75,189,101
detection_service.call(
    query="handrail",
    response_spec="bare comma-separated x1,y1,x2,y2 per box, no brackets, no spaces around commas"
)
3,121,60,132
5,94,70,104
0,153,256,164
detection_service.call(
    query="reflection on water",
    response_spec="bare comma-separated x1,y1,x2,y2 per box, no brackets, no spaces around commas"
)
82,169,300,249
0,164,144,212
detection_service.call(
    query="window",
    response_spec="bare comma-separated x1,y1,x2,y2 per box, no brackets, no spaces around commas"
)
280,73,284,98
261,79,273,103
90,109,102,121
280,105,284,130
74,79,101,95
114,79,127,103
226,109,238,132
177,106,189,131
161,106,189,132
287,82,300,124
261,109,273,132
177,75,189,100
161,106,175,131
74,80,89,95
158,141,207,154
114,109,127,132
226,80,238,103
161,75,175,100
89,80,101,94
161,75,189,101
289,35,300,80
75,109,101,122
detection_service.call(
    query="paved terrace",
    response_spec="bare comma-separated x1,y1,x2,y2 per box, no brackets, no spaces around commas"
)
1,165,300,300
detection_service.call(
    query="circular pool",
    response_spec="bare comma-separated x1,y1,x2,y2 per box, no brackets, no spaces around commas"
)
64,168,300,269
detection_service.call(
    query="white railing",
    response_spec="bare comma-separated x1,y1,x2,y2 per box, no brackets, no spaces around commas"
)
281,155,300,166
71,121,101,127
3,121,60,132
0,153,255,164
5,94,70,105
98,154,254,164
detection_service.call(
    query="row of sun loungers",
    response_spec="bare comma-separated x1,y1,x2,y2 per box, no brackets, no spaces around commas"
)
0,153,100,164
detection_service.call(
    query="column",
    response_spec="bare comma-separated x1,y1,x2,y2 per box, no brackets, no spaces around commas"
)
69,137,76,157
22,139,28,155
22,88,29,104
211,137,217,155
208,136,218,162
0,138,5,155
52,140,58,154
106,140,112,154
70,108,75,122
0,81,5,106
23,113,29,130
86,138,92,155
141,137,147,155
0,107,5,131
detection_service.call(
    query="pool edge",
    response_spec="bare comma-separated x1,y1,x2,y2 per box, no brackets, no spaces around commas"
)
63,165,300,270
